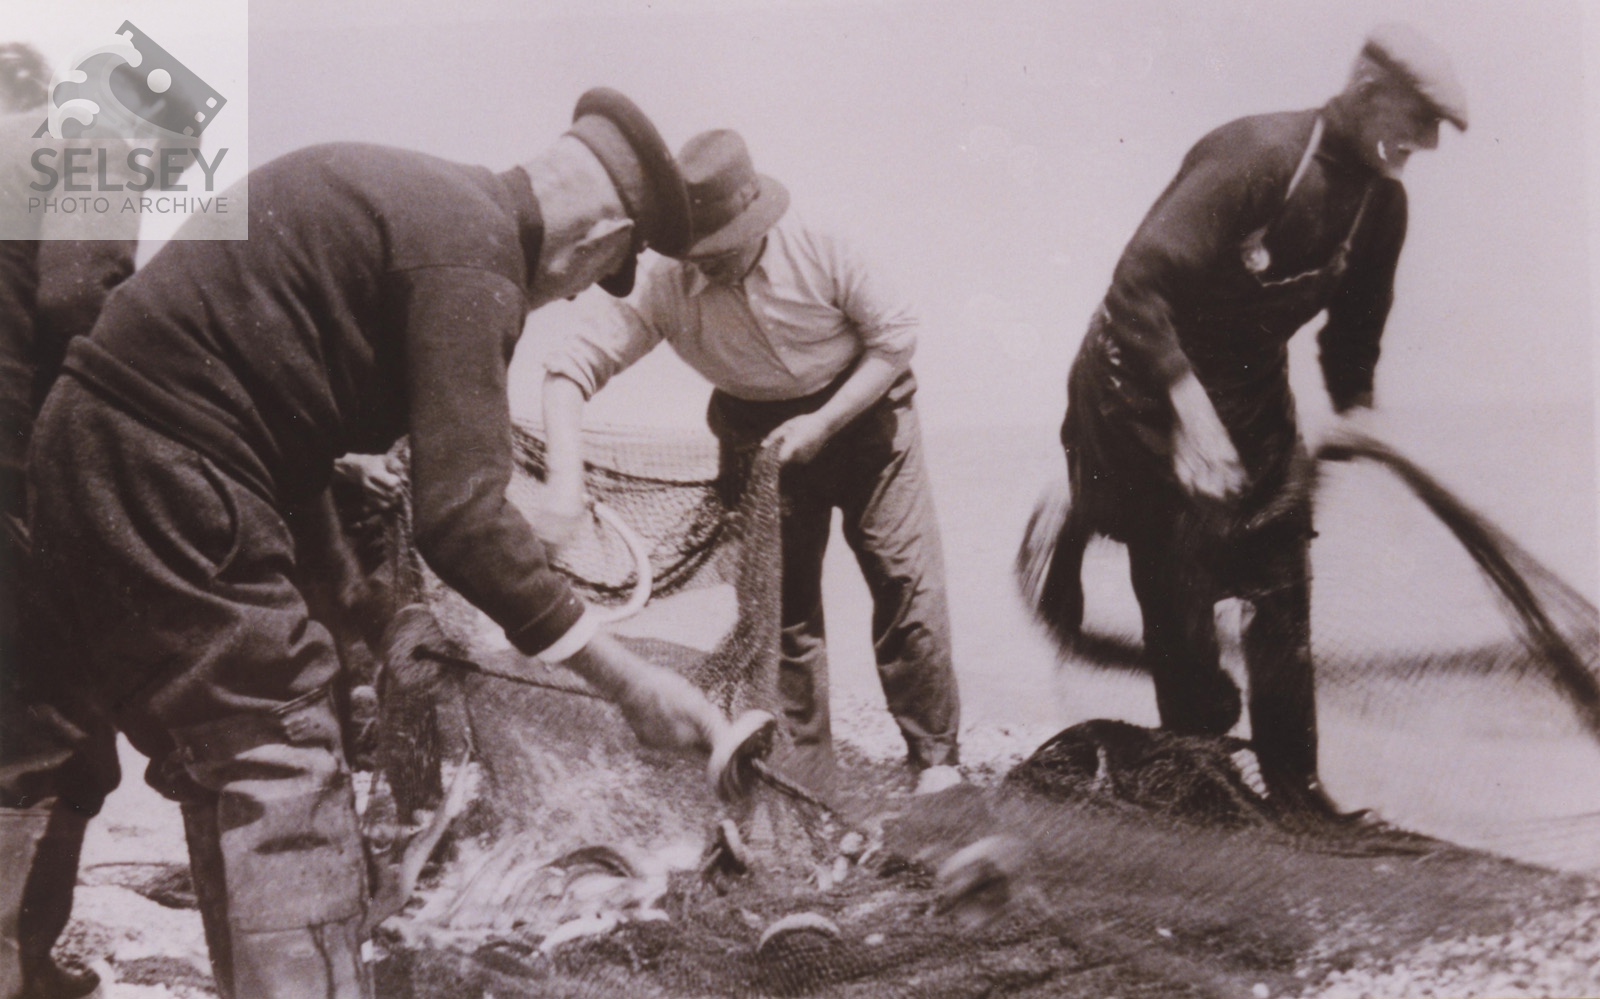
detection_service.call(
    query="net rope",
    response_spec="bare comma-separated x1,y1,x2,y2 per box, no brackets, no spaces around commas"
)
1016,430,1600,869
358,425,1600,998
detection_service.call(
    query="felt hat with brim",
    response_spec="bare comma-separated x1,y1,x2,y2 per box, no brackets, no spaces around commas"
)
677,130,789,258
567,87,692,296
1360,23,1469,131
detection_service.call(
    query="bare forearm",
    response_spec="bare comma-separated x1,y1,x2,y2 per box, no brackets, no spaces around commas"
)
559,631,633,699
562,632,723,755
812,350,905,439
542,373,589,496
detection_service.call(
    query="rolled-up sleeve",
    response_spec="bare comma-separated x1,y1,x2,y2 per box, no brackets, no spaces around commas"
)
402,265,590,657
542,268,670,399
821,230,917,365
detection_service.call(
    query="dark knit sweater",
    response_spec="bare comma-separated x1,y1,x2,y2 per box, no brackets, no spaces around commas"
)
1072,108,1407,493
1103,107,1406,405
58,142,585,655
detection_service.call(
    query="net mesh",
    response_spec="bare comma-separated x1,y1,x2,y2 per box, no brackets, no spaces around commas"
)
385,421,783,721
1312,435,1600,731
1016,431,1600,867
359,425,1600,999
1018,434,1600,706
375,420,843,953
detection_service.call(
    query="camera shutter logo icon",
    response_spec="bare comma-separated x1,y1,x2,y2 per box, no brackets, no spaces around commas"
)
47,21,225,141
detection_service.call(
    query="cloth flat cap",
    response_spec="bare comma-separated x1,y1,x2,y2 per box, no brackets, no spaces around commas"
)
1361,23,1468,131
568,88,692,295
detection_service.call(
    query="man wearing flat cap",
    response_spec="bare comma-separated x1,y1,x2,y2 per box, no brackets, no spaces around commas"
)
1047,24,1466,817
20,88,764,999
543,129,964,797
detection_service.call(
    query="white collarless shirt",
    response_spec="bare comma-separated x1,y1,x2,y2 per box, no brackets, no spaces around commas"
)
546,212,918,403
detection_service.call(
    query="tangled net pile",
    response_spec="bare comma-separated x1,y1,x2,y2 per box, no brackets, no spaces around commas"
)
1017,432,1600,854
359,425,1600,999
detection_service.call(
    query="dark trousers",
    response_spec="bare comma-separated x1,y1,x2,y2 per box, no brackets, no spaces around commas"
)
27,379,370,998
1061,316,1322,783
1121,500,1319,781
2,421,119,999
0,510,120,816
709,370,961,789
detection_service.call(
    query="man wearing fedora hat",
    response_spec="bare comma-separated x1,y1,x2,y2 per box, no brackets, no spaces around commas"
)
1049,24,1466,818
18,88,769,999
543,129,963,796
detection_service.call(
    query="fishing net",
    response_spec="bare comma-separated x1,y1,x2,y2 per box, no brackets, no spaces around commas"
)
387,421,785,716
364,419,790,844
362,418,903,990
345,423,1600,999
1016,430,1600,873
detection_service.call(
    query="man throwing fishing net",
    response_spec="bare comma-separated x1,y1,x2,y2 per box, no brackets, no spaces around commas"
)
1050,25,1466,817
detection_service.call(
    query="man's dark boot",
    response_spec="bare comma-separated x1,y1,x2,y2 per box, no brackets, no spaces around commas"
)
1,806,50,999
180,799,234,999
174,694,373,999
1259,767,1371,828
16,961,99,999
2,803,100,999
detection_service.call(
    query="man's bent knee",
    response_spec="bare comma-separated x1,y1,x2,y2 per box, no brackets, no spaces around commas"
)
170,690,370,999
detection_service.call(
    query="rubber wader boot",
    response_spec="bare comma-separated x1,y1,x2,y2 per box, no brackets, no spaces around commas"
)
173,692,372,999
1,804,99,999
1,807,51,999
179,799,234,999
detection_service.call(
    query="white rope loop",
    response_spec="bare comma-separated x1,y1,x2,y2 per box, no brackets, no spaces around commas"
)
588,500,653,624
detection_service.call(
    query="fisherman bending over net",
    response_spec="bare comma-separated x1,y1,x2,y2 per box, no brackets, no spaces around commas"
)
1045,25,1467,818
20,88,770,999
542,129,964,797
0,42,138,999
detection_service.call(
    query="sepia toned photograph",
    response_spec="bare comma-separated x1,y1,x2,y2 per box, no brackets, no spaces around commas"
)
2,1,1597,997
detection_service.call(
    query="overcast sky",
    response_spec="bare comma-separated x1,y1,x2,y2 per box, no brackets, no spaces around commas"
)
233,0,1598,434
8,0,1596,618
9,1,1596,433
15,0,1593,429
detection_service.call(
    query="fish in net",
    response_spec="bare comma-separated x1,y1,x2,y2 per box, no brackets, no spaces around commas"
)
362,420,875,972
353,424,1600,998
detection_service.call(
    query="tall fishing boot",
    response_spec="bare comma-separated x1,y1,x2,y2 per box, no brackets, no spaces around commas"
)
179,799,234,999
1245,581,1369,828
173,692,372,999
1,804,100,999
1,807,51,999
16,805,98,999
